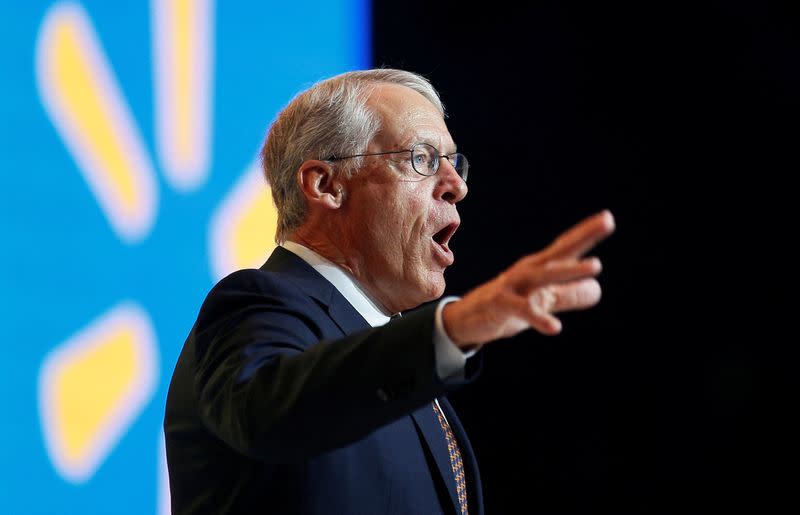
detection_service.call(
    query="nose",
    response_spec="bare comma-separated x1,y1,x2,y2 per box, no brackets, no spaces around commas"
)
433,157,468,204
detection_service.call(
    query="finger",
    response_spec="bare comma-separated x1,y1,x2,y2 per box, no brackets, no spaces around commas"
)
528,286,557,313
545,210,615,261
550,279,602,313
515,256,602,292
521,304,563,335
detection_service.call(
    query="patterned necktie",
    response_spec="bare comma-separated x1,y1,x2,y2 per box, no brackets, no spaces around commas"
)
432,400,468,515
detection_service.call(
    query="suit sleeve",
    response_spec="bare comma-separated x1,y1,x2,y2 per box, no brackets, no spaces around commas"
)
192,269,460,462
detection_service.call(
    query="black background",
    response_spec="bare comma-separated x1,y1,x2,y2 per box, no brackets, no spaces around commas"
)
374,1,797,513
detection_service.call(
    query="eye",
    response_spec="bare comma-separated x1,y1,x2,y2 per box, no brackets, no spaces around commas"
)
413,152,430,166
411,144,438,174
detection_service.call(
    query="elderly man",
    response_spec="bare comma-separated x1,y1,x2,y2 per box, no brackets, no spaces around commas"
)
164,68,614,514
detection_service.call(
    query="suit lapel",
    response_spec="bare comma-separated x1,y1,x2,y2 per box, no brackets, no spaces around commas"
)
326,293,371,334
411,401,461,513
261,246,370,334
263,247,465,512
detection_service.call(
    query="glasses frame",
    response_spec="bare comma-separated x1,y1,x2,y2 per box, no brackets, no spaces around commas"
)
326,142,468,182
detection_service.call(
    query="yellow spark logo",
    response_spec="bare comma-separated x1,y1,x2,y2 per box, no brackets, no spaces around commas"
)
34,0,277,495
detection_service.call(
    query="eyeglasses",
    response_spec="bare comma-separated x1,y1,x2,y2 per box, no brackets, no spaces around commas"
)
327,143,468,182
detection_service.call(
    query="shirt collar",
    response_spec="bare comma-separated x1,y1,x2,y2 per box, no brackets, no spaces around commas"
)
281,241,394,328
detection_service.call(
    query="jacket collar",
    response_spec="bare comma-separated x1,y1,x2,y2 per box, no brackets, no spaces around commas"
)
261,246,369,335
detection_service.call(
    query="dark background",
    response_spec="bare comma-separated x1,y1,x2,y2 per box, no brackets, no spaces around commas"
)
374,1,797,513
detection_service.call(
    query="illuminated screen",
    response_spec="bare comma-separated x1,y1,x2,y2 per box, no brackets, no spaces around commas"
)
0,1,369,513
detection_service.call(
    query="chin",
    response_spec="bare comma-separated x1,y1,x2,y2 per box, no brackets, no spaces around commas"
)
421,273,446,302
398,272,446,310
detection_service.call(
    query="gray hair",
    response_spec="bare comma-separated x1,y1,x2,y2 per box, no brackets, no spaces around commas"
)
260,68,444,243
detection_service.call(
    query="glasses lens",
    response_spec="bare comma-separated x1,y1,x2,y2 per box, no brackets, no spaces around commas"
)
411,143,438,176
450,153,468,182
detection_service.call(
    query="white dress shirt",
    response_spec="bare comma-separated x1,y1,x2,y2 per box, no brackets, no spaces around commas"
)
281,241,470,380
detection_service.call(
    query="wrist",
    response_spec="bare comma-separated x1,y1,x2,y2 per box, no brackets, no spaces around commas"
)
442,301,480,351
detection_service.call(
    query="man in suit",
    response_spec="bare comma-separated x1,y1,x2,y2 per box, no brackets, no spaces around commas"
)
164,68,615,514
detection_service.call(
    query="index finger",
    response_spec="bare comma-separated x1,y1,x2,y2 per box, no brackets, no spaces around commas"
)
545,210,616,260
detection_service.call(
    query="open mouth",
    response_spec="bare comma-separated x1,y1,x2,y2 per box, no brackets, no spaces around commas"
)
431,222,459,264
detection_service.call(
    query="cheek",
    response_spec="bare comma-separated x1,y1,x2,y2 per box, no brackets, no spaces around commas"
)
378,194,425,242
356,182,431,260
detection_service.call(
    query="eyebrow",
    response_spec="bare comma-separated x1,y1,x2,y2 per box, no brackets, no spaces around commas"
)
412,139,457,154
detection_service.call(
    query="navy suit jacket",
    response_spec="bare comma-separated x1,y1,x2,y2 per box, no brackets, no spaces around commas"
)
165,246,483,514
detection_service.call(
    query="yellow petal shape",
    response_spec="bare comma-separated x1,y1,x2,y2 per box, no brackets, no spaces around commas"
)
35,3,158,243
153,0,214,190
210,162,277,280
39,303,158,483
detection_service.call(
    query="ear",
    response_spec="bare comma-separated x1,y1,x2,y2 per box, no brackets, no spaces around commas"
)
297,160,344,209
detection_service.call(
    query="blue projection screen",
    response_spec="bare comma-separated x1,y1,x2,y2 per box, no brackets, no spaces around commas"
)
0,1,369,512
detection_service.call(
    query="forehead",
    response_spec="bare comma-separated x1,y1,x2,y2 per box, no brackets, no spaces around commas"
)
367,83,454,150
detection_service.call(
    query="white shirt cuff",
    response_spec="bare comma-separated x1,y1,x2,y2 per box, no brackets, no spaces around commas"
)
433,296,476,380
